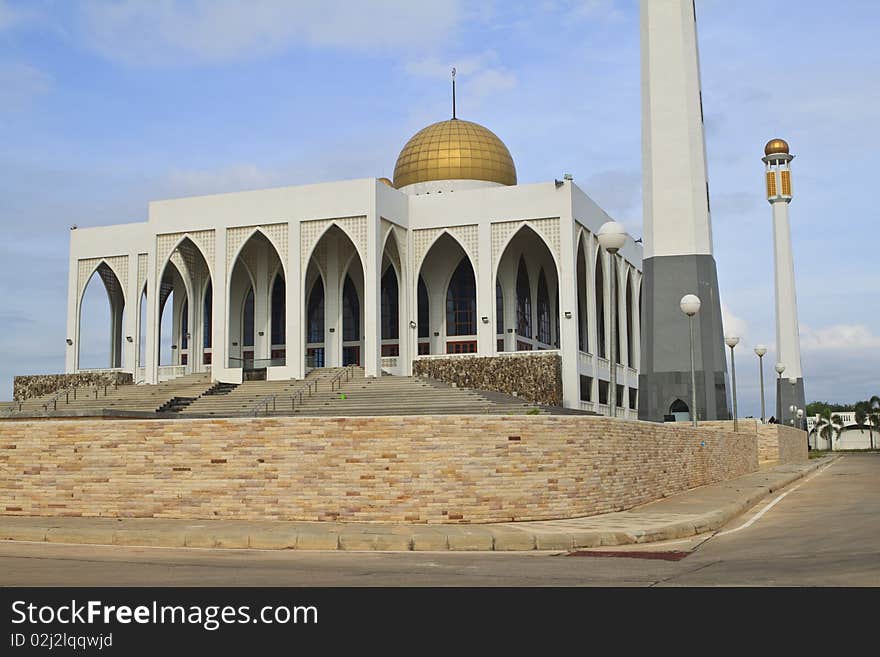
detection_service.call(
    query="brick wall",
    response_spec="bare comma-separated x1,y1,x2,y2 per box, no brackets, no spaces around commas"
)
413,353,562,406
702,419,807,464
0,415,757,524
14,372,133,402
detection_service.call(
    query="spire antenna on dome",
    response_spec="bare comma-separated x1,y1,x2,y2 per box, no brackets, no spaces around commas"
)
451,67,457,119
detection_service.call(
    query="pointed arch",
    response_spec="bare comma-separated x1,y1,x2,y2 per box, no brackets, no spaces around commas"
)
78,261,126,369
303,219,365,272
492,223,560,288
415,228,477,278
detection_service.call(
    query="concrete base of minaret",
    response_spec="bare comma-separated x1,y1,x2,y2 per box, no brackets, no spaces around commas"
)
637,254,731,422
776,377,806,427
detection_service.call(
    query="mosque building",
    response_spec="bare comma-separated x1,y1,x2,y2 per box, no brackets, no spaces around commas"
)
65,107,643,415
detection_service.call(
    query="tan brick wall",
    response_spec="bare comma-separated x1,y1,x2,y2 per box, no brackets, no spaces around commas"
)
0,415,757,524
703,419,808,464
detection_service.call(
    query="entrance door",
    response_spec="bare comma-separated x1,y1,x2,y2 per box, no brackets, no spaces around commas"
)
342,345,360,366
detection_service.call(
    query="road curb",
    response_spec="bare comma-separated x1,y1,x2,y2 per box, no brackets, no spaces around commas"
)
0,457,838,552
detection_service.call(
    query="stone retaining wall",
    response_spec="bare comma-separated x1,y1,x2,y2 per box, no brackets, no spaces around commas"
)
13,372,133,402
413,353,562,406
702,419,808,464
0,415,757,524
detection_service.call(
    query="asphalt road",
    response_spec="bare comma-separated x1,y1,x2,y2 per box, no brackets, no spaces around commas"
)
1,454,877,586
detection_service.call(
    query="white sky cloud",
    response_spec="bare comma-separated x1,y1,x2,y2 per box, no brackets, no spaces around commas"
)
75,0,463,65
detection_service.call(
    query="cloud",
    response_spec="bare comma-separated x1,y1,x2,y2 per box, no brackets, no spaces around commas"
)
75,0,463,65
721,302,749,344
405,51,517,104
800,323,880,352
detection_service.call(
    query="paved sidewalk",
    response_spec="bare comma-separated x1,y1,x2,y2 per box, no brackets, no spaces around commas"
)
0,457,835,552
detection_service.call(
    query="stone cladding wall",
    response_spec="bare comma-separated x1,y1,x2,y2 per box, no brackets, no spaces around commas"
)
13,372,133,402
0,414,756,524
412,353,562,406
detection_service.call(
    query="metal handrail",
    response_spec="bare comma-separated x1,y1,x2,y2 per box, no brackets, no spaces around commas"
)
329,364,356,392
252,394,277,417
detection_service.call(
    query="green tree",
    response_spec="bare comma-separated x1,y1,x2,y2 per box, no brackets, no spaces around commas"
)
870,411,880,450
815,409,845,451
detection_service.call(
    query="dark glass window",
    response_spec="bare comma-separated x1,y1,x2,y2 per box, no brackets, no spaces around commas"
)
203,281,212,349
417,276,429,339
446,258,476,336
307,279,324,343
496,280,503,335
342,275,360,341
537,268,551,345
381,267,399,340
271,275,285,345
181,300,188,349
580,375,592,401
243,287,254,347
516,257,532,339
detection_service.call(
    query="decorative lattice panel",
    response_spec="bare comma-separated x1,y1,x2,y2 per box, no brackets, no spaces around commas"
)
137,253,148,292
77,255,128,302
226,223,287,269
300,216,367,268
157,230,214,277
491,217,560,270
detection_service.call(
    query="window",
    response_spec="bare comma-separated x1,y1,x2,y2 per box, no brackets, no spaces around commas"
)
307,279,324,343
381,267,399,340
181,300,188,349
342,275,360,342
417,276,429,339
598,380,609,405
271,275,285,345
447,340,477,354
537,269,551,345
496,280,504,335
580,375,592,402
516,257,531,338
243,287,254,347
595,255,606,358
203,281,212,349
446,258,476,336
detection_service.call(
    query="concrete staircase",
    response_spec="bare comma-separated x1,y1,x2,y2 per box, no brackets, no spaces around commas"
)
178,368,340,417
3,373,216,417
262,367,543,417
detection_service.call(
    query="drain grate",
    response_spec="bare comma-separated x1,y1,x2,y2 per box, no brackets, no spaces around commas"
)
566,550,690,561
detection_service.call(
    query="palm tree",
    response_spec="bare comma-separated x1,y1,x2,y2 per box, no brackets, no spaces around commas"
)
815,409,845,451
855,407,869,446
870,412,880,450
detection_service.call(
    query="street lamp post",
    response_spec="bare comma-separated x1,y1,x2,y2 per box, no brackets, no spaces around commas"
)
789,376,798,427
725,336,740,432
754,344,767,423
797,408,805,432
775,362,785,423
680,294,702,428
598,221,628,419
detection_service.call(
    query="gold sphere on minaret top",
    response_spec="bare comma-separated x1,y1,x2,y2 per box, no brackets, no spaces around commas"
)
764,138,790,156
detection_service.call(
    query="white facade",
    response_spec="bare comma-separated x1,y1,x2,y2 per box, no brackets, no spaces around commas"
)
66,176,643,415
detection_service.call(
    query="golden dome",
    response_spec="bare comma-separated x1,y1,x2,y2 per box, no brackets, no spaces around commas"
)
378,177,393,187
764,138,790,156
392,119,516,189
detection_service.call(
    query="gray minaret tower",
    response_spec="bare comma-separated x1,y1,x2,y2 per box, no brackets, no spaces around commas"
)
637,0,730,422
763,138,806,425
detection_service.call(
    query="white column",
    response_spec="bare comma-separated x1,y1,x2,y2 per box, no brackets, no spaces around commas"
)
288,220,303,379
325,237,341,367
364,214,381,377
145,248,159,384
212,228,239,383
558,215,579,409
477,222,493,355
122,252,139,373
253,245,270,361
772,200,803,380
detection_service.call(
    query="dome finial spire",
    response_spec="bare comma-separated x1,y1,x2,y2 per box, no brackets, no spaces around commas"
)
451,67,457,119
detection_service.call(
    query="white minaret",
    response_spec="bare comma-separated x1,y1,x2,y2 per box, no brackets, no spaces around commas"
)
638,0,730,422
763,138,806,424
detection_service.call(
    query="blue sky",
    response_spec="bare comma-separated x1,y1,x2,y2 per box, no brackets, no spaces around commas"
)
1,0,878,414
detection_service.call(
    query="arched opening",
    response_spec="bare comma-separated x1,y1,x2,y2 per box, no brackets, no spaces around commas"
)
380,232,402,359
495,226,559,353
446,258,477,338
155,237,212,373
203,280,213,365
417,233,476,354
78,262,125,370
595,252,606,359
669,398,690,422
304,224,364,368
270,273,286,363
228,230,284,371
306,277,324,367
577,234,589,352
